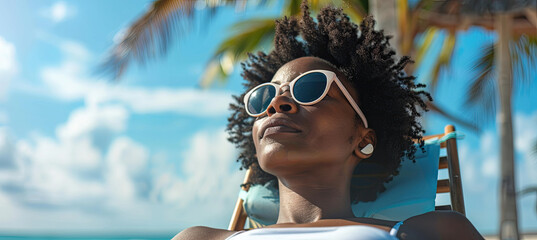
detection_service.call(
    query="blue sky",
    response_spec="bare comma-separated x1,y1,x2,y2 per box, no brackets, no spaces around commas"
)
0,0,536,237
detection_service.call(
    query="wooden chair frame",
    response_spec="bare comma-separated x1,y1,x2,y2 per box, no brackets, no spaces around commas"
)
429,125,466,214
228,124,465,231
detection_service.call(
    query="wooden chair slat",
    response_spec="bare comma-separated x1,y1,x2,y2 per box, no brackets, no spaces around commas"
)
435,205,452,211
439,156,448,169
421,133,445,141
437,179,450,193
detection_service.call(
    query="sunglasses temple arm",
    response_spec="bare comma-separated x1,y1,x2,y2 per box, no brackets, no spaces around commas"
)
333,78,369,128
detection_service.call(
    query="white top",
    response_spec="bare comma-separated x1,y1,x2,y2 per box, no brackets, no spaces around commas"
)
225,223,403,240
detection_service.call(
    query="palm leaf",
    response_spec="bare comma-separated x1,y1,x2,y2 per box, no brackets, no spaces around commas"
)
100,0,200,79
343,0,368,21
428,31,456,93
99,0,255,79
198,0,369,87
414,27,439,66
283,0,302,16
199,18,276,87
519,186,537,195
511,35,537,87
426,101,480,132
199,58,231,87
466,36,537,125
397,0,409,41
465,42,497,125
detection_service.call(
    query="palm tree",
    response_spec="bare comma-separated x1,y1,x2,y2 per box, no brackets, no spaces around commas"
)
419,1,537,239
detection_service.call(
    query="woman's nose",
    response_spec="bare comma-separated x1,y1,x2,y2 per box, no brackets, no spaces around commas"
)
266,92,298,116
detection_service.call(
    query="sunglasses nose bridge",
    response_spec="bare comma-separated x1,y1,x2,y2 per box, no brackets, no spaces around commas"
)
278,82,291,95
266,84,298,116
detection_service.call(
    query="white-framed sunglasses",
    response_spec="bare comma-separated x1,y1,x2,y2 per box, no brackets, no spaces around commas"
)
243,69,368,128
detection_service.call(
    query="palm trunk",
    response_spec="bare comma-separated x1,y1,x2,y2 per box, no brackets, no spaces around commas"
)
496,13,520,240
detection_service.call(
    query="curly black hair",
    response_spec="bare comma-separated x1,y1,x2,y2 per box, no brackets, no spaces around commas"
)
226,2,432,203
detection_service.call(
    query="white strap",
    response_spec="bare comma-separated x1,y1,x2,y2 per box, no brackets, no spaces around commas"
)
389,221,404,237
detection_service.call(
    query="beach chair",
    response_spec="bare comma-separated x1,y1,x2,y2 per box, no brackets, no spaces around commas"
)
426,125,465,214
228,124,465,230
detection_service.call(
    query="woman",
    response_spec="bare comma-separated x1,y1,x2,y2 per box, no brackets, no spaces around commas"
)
174,2,483,240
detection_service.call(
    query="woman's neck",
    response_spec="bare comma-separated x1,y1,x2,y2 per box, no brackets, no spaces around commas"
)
276,166,356,224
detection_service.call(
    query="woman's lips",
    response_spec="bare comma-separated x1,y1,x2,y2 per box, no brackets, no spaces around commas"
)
260,118,302,139
263,125,301,137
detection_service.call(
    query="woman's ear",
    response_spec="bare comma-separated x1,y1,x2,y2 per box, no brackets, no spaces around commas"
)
354,128,376,159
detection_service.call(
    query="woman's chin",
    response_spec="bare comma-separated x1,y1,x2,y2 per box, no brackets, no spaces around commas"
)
258,146,298,171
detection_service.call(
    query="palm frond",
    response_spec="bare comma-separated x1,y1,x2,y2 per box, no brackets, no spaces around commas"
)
200,0,371,87
414,27,438,66
465,36,536,125
220,19,276,57
426,101,480,132
99,0,199,79
283,0,303,16
199,59,229,88
519,186,537,195
429,31,456,93
397,0,409,40
99,0,253,80
199,18,276,87
299,0,368,21
465,42,497,125
343,0,368,21
511,35,537,87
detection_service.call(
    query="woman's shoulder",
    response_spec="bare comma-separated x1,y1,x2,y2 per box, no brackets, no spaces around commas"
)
172,226,237,240
400,211,484,239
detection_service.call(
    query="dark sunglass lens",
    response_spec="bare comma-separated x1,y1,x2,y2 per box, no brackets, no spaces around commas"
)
247,85,276,115
293,72,327,103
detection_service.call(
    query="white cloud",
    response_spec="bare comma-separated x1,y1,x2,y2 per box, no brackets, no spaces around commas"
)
37,40,233,117
0,104,129,209
42,2,75,23
0,36,17,100
0,36,16,73
105,137,150,204
515,111,537,157
51,2,68,22
459,131,499,192
514,111,537,231
57,103,127,145
151,129,242,207
0,101,242,230
514,111,537,188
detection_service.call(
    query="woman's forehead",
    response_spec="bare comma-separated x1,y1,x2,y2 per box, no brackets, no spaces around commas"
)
270,57,340,84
